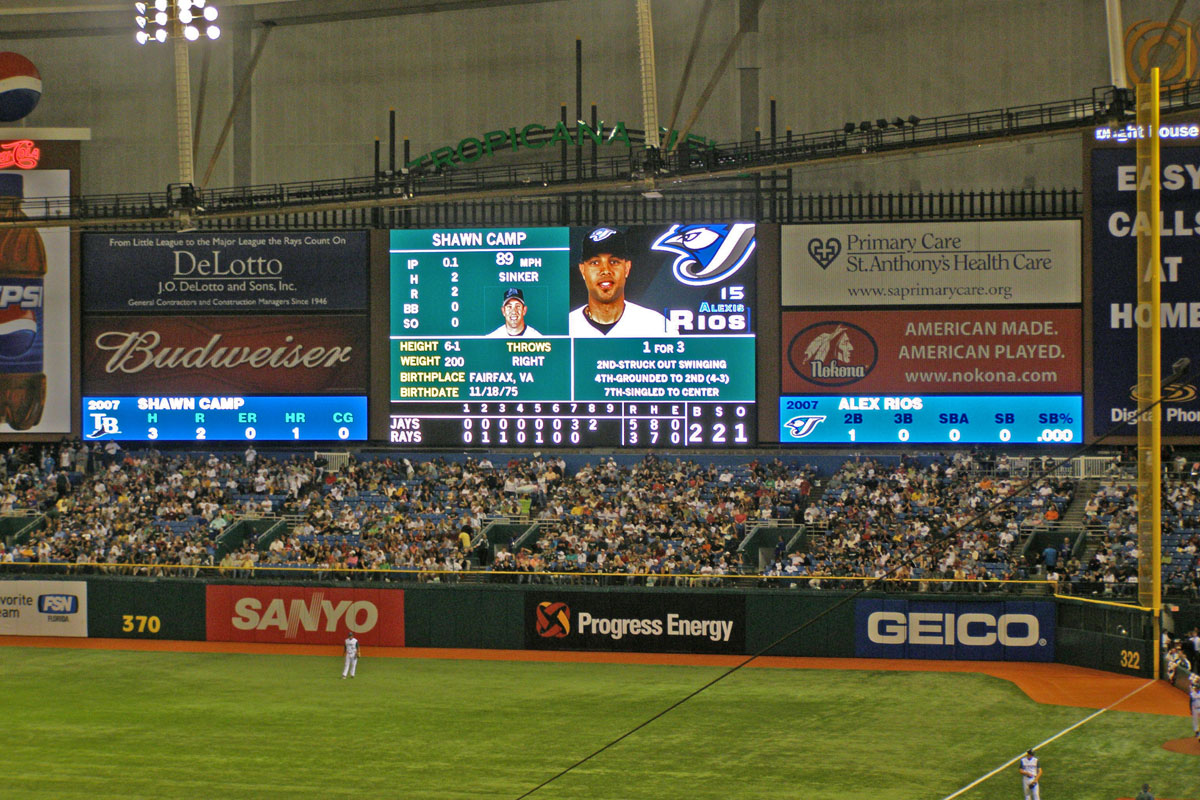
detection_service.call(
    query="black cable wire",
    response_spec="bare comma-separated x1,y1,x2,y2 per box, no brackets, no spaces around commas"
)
513,359,1191,800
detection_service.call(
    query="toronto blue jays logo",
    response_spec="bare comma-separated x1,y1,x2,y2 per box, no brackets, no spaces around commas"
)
588,227,619,244
651,223,756,286
783,415,826,439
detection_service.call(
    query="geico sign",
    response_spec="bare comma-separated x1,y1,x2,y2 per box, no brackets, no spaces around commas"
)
231,596,378,636
866,611,1040,647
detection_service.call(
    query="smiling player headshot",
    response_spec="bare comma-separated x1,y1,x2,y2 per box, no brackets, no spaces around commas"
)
569,226,678,337
487,287,541,337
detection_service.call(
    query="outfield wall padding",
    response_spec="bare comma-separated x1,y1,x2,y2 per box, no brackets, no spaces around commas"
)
4,575,1167,677
87,580,207,640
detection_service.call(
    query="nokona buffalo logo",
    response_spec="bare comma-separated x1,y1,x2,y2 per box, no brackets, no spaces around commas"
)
807,237,841,269
787,321,878,387
535,601,571,638
652,223,755,286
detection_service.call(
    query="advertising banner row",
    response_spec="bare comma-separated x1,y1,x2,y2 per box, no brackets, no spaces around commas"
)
0,580,1060,666
2,196,1191,442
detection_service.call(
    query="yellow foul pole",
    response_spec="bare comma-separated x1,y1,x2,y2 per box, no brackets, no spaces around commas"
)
1135,68,1162,679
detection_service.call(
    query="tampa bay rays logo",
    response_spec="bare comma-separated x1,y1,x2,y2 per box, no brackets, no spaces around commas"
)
651,223,756,286
783,415,826,439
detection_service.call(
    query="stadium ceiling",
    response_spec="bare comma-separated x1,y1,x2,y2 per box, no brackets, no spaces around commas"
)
0,0,561,39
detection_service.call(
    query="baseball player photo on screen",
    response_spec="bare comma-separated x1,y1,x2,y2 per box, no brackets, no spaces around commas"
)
567,223,756,338
487,287,542,338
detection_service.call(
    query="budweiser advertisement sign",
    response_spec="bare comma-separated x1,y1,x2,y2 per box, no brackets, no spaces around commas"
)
81,314,368,395
206,585,405,646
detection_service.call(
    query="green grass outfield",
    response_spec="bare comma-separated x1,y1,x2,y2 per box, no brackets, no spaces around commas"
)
2,647,1195,800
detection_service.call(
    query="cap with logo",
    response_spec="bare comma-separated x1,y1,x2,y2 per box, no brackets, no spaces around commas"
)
502,287,525,305
580,226,631,262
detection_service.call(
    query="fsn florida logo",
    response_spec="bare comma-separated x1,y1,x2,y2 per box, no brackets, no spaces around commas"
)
535,601,570,638
787,321,878,387
652,223,755,286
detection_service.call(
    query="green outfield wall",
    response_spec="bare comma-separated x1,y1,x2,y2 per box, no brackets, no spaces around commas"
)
0,576,1161,678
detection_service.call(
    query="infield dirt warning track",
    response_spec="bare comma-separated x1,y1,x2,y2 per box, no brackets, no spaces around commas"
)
2,635,1190,719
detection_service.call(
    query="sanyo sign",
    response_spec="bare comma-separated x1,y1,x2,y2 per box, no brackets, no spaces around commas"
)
854,600,1054,661
866,611,1041,647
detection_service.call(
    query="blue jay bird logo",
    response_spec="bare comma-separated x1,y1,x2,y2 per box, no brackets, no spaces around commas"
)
651,223,756,286
783,415,826,439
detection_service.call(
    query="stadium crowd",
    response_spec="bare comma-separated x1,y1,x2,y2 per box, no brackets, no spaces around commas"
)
0,441,1196,596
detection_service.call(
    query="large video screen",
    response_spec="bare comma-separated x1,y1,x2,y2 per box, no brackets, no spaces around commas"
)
389,224,757,447
80,232,369,442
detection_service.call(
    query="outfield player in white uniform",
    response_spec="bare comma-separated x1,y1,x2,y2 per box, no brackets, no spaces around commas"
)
1019,749,1042,800
1189,677,1200,739
342,633,359,679
569,227,678,337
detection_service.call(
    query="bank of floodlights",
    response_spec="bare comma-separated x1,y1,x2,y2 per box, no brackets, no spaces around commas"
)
135,0,219,45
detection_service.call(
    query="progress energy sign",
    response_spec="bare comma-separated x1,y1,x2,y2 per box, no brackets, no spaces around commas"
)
0,579,87,637
81,232,369,441
854,599,1054,661
782,221,1080,306
205,585,404,646
525,591,745,654
1090,145,1200,437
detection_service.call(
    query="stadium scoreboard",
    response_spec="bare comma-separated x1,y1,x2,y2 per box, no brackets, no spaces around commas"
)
389,224,758,447
82,396,367,441
779,395,1083,444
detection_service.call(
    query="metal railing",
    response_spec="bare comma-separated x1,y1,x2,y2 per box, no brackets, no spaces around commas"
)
12,80,1193,228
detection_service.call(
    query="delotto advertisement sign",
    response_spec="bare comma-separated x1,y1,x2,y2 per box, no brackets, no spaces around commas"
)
782,221,1080,307
205,585,404,646
0,580,87,637
855,599,1054,661
81,231,368,312
525,591,745,654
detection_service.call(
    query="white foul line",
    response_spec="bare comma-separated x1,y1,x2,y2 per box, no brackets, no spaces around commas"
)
940,678,1157,800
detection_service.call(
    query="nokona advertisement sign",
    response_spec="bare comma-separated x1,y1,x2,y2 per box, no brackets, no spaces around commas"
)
525,591,745,654
206,585,404,646
855,599,1055,661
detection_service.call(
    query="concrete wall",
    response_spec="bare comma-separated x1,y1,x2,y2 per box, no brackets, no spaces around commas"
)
1,0,1155,197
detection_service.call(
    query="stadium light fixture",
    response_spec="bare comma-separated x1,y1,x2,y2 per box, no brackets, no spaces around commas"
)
132,0,221,228
133,0,219,46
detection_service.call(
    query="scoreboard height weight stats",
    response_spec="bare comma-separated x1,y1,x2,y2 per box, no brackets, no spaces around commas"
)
389,224,757,447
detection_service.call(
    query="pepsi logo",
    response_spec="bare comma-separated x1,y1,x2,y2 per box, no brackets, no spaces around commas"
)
0,52,41,124
0,305,36,359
